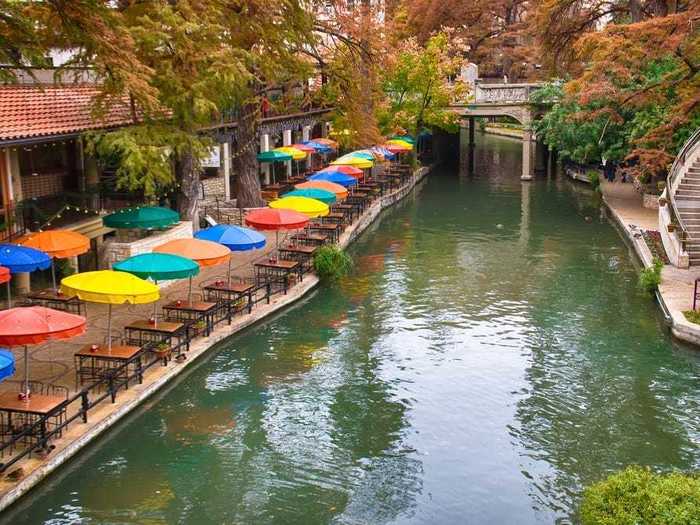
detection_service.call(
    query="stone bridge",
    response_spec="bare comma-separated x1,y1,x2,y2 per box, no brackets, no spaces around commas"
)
451,82,548,180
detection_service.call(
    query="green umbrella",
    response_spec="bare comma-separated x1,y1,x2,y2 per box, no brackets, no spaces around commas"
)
283,188,337,205
103,206,180,230
390,135,415,144
113,252,199,324
257,150,293,162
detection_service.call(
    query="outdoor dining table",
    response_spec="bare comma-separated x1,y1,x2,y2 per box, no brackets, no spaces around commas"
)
25,289,85,315
203,281,255,314
322,212,346,226
291,233,328,246
74,344,143,388
330,204,356,222
123,319,188,353
308,223,341,243
278,245,317,273
254,259,301,294
0,391,66,447
162,301,217,337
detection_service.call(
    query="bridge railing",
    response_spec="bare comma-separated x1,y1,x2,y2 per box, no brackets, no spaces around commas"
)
474,82,542,104
667,127,700,242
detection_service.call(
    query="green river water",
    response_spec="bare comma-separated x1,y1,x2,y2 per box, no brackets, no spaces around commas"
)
3,134,700,524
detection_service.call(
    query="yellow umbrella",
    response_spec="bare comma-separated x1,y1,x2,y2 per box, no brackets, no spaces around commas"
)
61,270,159,349
269,196,329,218
387,139,414,150
331,157,373,169
273,147,307,161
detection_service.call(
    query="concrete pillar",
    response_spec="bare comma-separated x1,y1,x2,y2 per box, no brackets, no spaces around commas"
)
535,139,547,173
468,117,475,147
7,148,22,202
520,174,531,247
521,128,534,181
260,134,270,185
302,126,311,142
283,129,292,177
14,272,30,296
222,142,231,201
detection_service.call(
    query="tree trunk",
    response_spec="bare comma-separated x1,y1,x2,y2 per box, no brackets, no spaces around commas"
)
233,99,265,208
175,148,200,229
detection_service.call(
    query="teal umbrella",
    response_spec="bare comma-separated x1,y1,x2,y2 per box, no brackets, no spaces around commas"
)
103,206,179,230
390,134,415,144
257,150,293,162
283,189,337,205
113,252,199,323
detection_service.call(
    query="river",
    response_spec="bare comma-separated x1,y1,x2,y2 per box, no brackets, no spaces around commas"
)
4,134,700,524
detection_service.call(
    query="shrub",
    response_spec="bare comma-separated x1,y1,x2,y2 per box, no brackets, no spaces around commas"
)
587,170,600,191
638,258,663,294
313,245,353,281
683,310,700,325
580,466,700,525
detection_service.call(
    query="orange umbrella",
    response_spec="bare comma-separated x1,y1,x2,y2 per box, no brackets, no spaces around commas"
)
296,181,348,199
153,238,231,301
17,230,90,291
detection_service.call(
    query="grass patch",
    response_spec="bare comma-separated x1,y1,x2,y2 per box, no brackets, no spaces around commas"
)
683,310,700,324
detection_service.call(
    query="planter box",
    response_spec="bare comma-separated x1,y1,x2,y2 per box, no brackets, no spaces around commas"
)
643,192,660,209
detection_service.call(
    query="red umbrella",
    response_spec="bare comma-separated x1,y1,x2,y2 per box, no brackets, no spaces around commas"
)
318,165,364,178
0,306,86,395
245,208,309,252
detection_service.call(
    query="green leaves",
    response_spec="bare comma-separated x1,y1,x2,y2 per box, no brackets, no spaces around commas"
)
313,246,353,282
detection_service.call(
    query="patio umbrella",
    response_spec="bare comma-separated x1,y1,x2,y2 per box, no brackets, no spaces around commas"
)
301,141,333,154
313,138,339,149
195,225,266,281
382,143,410,154
290,143,316,154
387,139,414,150
309,172,358,188
372,146,396,160
103,206,179,230
295,181,348,199
269,196,329,218
331,156,373,169
0,349,15,382
61,270,159,350
389,134,415,144
347,150,377,161
0,244,52,308
0,306,86,395
257,150,293,163
153,239,231,301
317,165,363,178
114,253,199,324
283,189,337,205
245,208,309,251
17,230,90,292
273,147,306,160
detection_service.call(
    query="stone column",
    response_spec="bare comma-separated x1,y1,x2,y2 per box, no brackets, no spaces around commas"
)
260,133,270,185
302,125,311,142
283,129,293,177
535,139,547,173
521,128,534,181
222,142,231,201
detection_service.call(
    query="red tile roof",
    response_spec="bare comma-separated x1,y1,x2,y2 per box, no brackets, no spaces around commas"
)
0,84,137,142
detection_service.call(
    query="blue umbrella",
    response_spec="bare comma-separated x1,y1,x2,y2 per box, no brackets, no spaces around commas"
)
195,225,266,281
0,349,15,382
309,172,358,188
303,140,333,153
0,244,52,308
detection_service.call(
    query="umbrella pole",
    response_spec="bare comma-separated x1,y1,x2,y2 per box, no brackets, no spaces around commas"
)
188,276,193,303
6,280,11,309
107,304,113,351
51,260,57,292
24,345,29,396
153,280,158,327
227,258,232,283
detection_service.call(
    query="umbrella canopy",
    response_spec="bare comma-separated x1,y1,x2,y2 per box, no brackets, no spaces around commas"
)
0,306,86,346
372,146,396,160
0,266,9,284
245,208,309,231
290,143,316,154
273,146,306,160
382,143,409,154
17,230,90,259
195,225,266,251
257,150,293,162
302,140,333,153
0,244,51,273
153,239,231,267
0,349,15,382
61,270,159,304
347,150,376,161
309,172,358,188
295,181,348,199
284,188,337,205
269,196,330,218
317,165,363,178
331,156,373,169
113,253,199,281
387,139,414,150
313,138,339,148
390,134,415,144
103,206,179,230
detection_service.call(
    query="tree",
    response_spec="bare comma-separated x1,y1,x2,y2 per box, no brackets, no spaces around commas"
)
380,32,467,136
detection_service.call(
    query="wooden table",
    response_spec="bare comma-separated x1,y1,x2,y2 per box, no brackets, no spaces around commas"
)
0,391,67,446
74,344,143,388
278,245,317,273
203,281,254,314
331,204,356,222
254,259,301,294
308,223,341,243
25,289,85,315
291,233,328,246
162,301,217,336
124,320,188,352
323,212,346,226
